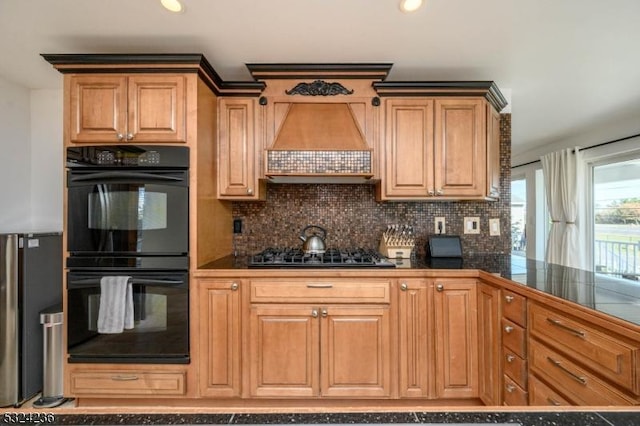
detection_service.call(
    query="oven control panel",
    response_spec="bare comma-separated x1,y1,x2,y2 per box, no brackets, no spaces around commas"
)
67,145,189,168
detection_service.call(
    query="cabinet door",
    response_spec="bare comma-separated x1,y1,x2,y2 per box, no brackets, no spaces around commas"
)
486,104,501,199
398,279,432,398
69,75,127,143
382,98,434,198
249,305,320,397
127,75,186,143
218,98,260,199
478,282,501,405
434,99,486,197
320,305,391,397
198,280,241,397
433,279,479,398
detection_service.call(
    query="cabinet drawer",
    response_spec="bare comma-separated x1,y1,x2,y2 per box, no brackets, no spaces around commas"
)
70,371,186,396
502,290,526,326
530,303,639,394
529,375,573,406
530,341,635,405
503,374,528,406
250,280,391,304
502,318,526,358
503,349,527,389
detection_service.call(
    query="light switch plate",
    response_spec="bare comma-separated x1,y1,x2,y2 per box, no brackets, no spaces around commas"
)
435,217,446,234
489,218,501,236
464,217,480,234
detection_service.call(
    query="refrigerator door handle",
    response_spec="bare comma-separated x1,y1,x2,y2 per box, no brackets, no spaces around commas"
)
0,234,19,407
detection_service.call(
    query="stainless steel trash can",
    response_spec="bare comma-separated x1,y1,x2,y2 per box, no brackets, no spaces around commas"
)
33,304,67,408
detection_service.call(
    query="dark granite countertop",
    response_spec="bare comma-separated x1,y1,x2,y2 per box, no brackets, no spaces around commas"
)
199,254,640,327
45,410,640,425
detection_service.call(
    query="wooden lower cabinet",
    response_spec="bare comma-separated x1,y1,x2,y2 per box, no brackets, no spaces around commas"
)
478,282,501,405
433,279,479,399
198,280,241,397
68,368,186,397
248,304,391,397
398,279,431,398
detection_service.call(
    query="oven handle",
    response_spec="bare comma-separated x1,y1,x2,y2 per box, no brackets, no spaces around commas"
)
68,278,185,287
69,171,184,183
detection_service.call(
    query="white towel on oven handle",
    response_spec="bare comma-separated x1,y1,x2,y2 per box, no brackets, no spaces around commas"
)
97,276,134,333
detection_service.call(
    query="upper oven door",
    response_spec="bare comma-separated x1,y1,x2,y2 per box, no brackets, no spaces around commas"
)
67,169,188,256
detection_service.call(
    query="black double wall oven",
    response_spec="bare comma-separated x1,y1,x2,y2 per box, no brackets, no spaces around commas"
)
66,145,189,364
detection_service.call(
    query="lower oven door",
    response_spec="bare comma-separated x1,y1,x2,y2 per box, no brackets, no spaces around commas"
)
67,270,189,363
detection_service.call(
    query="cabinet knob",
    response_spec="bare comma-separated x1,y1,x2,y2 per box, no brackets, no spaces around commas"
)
311,309,319,318
400,282,408,291
321,308,328,318
505,384,515,393
506,354,515,363
231,282,239,291
126,133,134,141
117,133,124,141
247,188,253,195
505,295,514,303
436,284,444,292
436,189,444,196
504,325,514,333
428,190,435,196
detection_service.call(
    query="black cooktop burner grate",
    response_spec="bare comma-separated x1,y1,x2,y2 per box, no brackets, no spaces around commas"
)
248,247,396,268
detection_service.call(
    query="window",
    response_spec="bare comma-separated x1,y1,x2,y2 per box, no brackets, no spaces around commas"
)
511,178,526,257
592,156,640,280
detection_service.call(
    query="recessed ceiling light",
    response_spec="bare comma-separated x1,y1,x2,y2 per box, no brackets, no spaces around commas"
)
399,0,424,13
161,0,184,13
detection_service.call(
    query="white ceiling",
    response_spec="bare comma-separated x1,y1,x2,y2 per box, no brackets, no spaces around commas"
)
2,0,640,163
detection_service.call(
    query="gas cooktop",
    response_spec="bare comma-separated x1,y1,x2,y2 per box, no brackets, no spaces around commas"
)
248,247,396,268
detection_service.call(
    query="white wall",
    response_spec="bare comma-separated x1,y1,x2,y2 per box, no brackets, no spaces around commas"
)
30,89,63,232
0,75,63,233
0,75,31,232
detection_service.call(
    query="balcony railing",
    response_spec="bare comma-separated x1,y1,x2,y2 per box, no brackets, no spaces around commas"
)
595,239,640,280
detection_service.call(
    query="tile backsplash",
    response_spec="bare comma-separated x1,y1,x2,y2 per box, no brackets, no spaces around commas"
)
232,114,511,257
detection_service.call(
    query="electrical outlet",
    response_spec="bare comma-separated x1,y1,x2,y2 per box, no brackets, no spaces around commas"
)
435,217,446,234
464,217,480,234
233,218,243,234
489,218,501,236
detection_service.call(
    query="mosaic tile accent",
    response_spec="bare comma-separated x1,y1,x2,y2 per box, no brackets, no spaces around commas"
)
267,150,372,174
233,115,511,257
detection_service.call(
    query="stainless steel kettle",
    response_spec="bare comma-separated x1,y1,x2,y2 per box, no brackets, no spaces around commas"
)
299,225,327,254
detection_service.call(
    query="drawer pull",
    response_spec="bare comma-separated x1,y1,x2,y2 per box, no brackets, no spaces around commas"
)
547,356,587,385
505,384,515,393
506,354,515,363
400,282,408,291
504,325,514,333
307,283,333,288
546,318,585,338
436,284,444,292
547,397,561,406
231,282,239,291
111,375,139,381
505,295,514,303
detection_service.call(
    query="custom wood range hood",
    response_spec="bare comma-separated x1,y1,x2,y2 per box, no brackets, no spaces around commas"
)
247,63,392,183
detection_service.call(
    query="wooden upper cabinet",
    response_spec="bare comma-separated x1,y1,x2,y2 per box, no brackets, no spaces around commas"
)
433,278,479,399
382,99,435,198
378,97,495,201
68,74,186,144
217,98,263,200
486,104,501,199
434,98,486,198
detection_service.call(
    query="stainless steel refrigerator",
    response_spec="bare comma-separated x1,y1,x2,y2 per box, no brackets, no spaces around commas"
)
0,232,62,407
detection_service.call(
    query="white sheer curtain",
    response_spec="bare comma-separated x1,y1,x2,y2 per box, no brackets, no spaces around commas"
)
541,148,584,268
